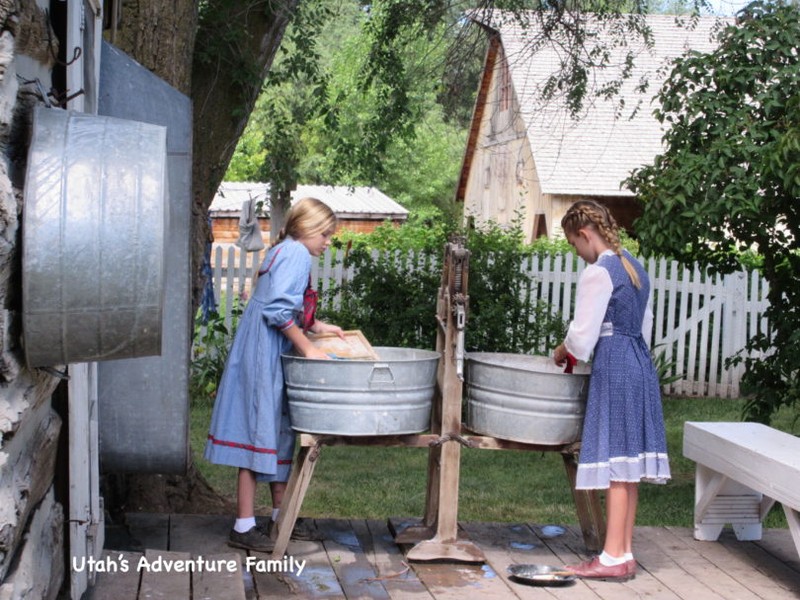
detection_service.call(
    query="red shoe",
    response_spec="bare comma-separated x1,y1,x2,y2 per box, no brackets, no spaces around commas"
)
565,556,632,581
626,559,637,578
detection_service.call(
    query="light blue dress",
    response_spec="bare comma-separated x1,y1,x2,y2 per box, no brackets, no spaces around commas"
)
576,250,671,489
204,238,311,482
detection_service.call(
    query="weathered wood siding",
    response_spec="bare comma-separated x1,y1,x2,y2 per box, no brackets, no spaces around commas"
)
0,2,66,598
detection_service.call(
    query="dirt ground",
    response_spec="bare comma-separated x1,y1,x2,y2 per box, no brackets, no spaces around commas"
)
103,460,236,516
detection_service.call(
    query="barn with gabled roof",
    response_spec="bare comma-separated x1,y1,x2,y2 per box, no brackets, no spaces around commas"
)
456,11,730,240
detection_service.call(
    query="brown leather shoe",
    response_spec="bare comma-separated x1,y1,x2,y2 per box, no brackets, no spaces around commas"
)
566,556,632,581
228,526,275,553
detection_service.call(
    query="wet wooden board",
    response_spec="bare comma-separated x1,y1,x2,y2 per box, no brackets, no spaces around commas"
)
355,519,433,598
277,533,345,598
246,545,295,598
87,516,800,599
169,513,239,555
194,553,247,599
308,330,379,360
139,549,191,598
88,550,143,600
316,518,391,599
534,525,644,600
461,521,596,600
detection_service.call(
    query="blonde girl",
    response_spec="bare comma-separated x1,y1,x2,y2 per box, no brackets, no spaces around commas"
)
554,200,670,581
205,197,344,552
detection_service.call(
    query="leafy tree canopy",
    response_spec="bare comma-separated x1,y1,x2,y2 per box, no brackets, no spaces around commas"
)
229,0,712,222
627,0,800,422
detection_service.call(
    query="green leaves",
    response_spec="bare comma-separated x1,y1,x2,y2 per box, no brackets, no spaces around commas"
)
628,0,800,422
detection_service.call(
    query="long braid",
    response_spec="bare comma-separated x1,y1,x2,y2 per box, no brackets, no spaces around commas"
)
561,200,641,289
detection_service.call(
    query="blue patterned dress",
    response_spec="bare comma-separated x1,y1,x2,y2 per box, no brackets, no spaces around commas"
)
574,250,671,489
204,238,311,482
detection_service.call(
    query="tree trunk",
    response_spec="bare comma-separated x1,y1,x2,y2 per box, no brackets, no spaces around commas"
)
112,0,298,308
190,0,299,305
108,0,196,95
105,0,298,513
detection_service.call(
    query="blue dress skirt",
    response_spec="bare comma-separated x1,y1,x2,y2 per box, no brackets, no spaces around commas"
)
204,239,311,482
576,251,671,490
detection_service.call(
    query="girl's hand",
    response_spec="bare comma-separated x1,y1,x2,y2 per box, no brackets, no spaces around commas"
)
311,321,345,339
302,346,330,360
553,343,568,366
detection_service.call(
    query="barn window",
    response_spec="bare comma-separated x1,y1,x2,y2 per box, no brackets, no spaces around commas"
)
499,57,511,112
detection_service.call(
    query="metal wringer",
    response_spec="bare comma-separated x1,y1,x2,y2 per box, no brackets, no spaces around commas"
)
397,237,485,562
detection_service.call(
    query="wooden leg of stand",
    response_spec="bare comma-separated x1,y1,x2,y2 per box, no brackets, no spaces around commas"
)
422,445,442,527
561,451,605,553
272,445,320,558
405,440,484,563
434,441,460,542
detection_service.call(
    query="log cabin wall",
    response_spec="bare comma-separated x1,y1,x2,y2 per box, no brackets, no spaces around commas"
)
0,2,68,598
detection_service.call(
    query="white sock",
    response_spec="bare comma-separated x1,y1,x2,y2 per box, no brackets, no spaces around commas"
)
598,551,626,566
624,553,634,562
234,516,256,533
271,508,280,522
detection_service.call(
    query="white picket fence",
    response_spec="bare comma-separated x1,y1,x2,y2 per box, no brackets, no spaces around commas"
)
207,244,769,399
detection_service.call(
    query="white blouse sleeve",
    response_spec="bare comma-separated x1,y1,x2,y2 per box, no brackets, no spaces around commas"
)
564,264,613,362
642,303,654,348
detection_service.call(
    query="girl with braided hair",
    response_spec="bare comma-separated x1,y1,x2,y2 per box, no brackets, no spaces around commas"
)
554,200,670,581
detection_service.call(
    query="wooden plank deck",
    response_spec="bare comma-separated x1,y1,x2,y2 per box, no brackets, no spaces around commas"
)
88,513,800,599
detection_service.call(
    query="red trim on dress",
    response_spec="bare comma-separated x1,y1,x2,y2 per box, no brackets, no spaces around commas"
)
207,434,277,455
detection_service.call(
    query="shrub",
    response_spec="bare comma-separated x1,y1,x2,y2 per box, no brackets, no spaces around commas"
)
190,299,242,407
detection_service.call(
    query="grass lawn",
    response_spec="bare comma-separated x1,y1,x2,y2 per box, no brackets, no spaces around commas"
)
191,397,797,528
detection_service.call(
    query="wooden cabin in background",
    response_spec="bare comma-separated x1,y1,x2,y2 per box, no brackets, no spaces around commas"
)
210,182,409,247
456,11,729,242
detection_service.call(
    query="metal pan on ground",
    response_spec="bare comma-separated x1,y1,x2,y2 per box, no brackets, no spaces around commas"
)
507,564,577,586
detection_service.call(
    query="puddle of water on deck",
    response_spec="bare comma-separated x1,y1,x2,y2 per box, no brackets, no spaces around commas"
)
242,569,255,594
481,564,497,578
291,565,344,594
540,525,566,538
509,541,536,550
330,530,361,549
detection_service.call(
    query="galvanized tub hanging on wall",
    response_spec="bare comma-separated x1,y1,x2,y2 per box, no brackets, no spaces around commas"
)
22,106,167,367
465,353,591,445
282,347,439,435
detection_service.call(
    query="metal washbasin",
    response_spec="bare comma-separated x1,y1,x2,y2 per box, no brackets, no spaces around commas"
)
465,353,590,445
22,106,167,367
282,347,439,436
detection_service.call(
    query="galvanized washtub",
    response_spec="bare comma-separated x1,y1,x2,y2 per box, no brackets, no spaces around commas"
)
282,347,439,436
22,106,167,367
465,353,591,445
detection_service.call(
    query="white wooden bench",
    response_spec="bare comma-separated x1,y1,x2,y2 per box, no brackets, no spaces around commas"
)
683,421,800,558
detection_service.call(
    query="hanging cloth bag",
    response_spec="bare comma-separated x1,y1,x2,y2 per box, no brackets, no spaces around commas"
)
236,197,265,252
